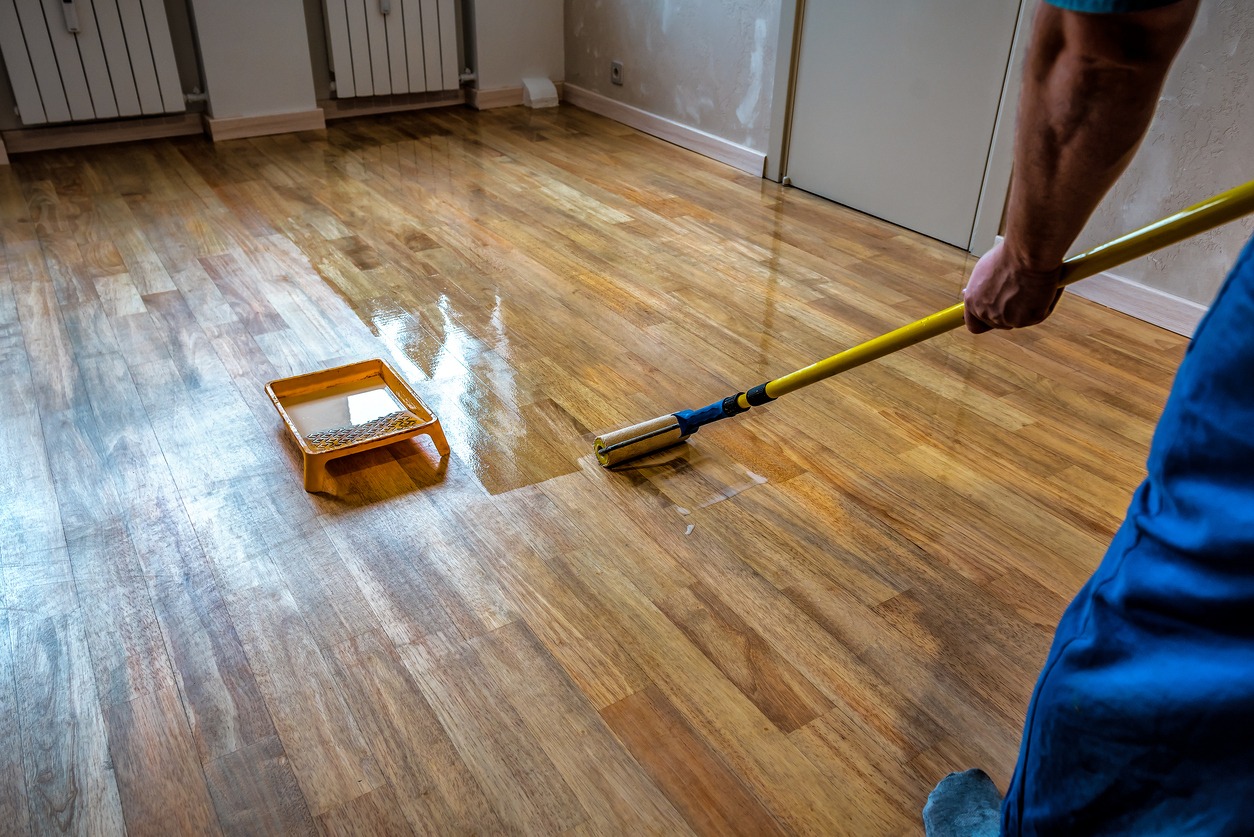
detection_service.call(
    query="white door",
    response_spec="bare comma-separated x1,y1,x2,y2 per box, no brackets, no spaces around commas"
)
786,2,1023,249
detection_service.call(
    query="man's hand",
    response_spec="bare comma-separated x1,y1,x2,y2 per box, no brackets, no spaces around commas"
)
961,0,1196,336
962,242,1065,334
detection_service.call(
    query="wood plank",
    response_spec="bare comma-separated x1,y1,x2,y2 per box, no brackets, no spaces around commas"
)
444,497,651,710
789,707,935,834
94,197,177,294
204,735,318,837
314,497,462,648
475,621,693,834
228,581,384,815
0,615,31,837
75,351,279,763
561,551,889,835
7,232,84,415
399,636,588,834
42,382,175,708
10,611,127,834
655,581,834,733
126,358,288,494
601,685,786,837
68,522,176,707
180,472,377,649
325,630,507,835
316,785,415,837
3,547,78,620
104,687,223,835
0,286,66,559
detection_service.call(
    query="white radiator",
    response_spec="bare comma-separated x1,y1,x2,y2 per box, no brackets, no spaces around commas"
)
323,0,460,98
0,0,184,126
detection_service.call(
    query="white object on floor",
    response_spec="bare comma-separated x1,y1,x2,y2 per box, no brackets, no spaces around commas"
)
522,77,559,108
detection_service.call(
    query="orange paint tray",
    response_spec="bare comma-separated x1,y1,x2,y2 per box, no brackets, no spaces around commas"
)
266,359,449,492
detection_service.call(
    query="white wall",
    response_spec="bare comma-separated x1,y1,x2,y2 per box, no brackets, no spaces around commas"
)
187,0,319,119
564,0,779,152
471,0,564,91
1068,0,1254,306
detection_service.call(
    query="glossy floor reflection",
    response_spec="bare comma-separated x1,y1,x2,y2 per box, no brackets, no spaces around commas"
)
0,105,1186,835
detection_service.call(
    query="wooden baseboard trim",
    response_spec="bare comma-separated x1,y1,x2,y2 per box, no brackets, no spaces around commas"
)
321,90,465,120
1069,269,1207,337
562,83,766,177
204,108,327,142
1,112,201,154
470,83,565,111
470,87,523,110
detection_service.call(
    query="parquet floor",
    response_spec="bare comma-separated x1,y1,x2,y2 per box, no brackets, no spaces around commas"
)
0,104,1186,835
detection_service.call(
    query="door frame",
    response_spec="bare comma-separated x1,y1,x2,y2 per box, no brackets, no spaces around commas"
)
766,0,1037,254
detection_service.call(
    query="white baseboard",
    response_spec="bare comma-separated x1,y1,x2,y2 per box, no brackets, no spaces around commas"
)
1068,270,1206,337
470,83,565,111
562,83,766,177
470,86,524,110
204,108,327,142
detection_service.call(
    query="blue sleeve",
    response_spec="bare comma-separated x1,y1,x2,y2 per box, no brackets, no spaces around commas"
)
1046,0,1185,11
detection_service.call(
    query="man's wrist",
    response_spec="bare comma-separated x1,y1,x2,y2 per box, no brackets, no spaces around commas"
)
1000,239,1066,278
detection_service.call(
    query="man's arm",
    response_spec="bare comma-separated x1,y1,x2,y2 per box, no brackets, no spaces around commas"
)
963,0,1199,333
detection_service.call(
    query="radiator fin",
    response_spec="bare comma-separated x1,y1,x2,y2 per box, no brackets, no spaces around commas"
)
0,0,185,125
324,0,460,99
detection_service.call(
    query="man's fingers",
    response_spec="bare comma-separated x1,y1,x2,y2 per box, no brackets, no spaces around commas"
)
962,287,994,333
1048,287,1065,315
964,308,994,334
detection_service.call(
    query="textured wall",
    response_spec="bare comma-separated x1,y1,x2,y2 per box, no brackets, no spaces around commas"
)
1071,0,1254,305
564,0,779,151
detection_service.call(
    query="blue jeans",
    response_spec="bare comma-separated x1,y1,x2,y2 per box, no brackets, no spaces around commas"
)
1002,233,1254,835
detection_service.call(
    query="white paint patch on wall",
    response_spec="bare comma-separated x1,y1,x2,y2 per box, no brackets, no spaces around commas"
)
1070,0,1254,306
736,18,767,128
564,0,780,151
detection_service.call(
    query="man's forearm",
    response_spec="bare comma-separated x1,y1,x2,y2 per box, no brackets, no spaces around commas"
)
1002,1,1198,273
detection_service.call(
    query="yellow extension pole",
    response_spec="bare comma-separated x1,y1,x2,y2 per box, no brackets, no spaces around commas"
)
596,179,1254,467
751,178,1254,405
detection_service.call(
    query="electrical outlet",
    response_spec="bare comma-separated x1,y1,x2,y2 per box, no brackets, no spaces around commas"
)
610,61,624,86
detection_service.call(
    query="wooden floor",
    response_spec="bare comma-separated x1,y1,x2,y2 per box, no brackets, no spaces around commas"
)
0,105,1186,836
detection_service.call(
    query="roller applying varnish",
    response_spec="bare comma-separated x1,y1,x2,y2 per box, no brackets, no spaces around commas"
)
595,179,1254,467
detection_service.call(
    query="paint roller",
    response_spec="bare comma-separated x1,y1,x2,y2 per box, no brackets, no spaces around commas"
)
595,179,1254,467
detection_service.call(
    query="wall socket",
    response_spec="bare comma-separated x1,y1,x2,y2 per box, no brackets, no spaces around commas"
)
610,61,624,86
